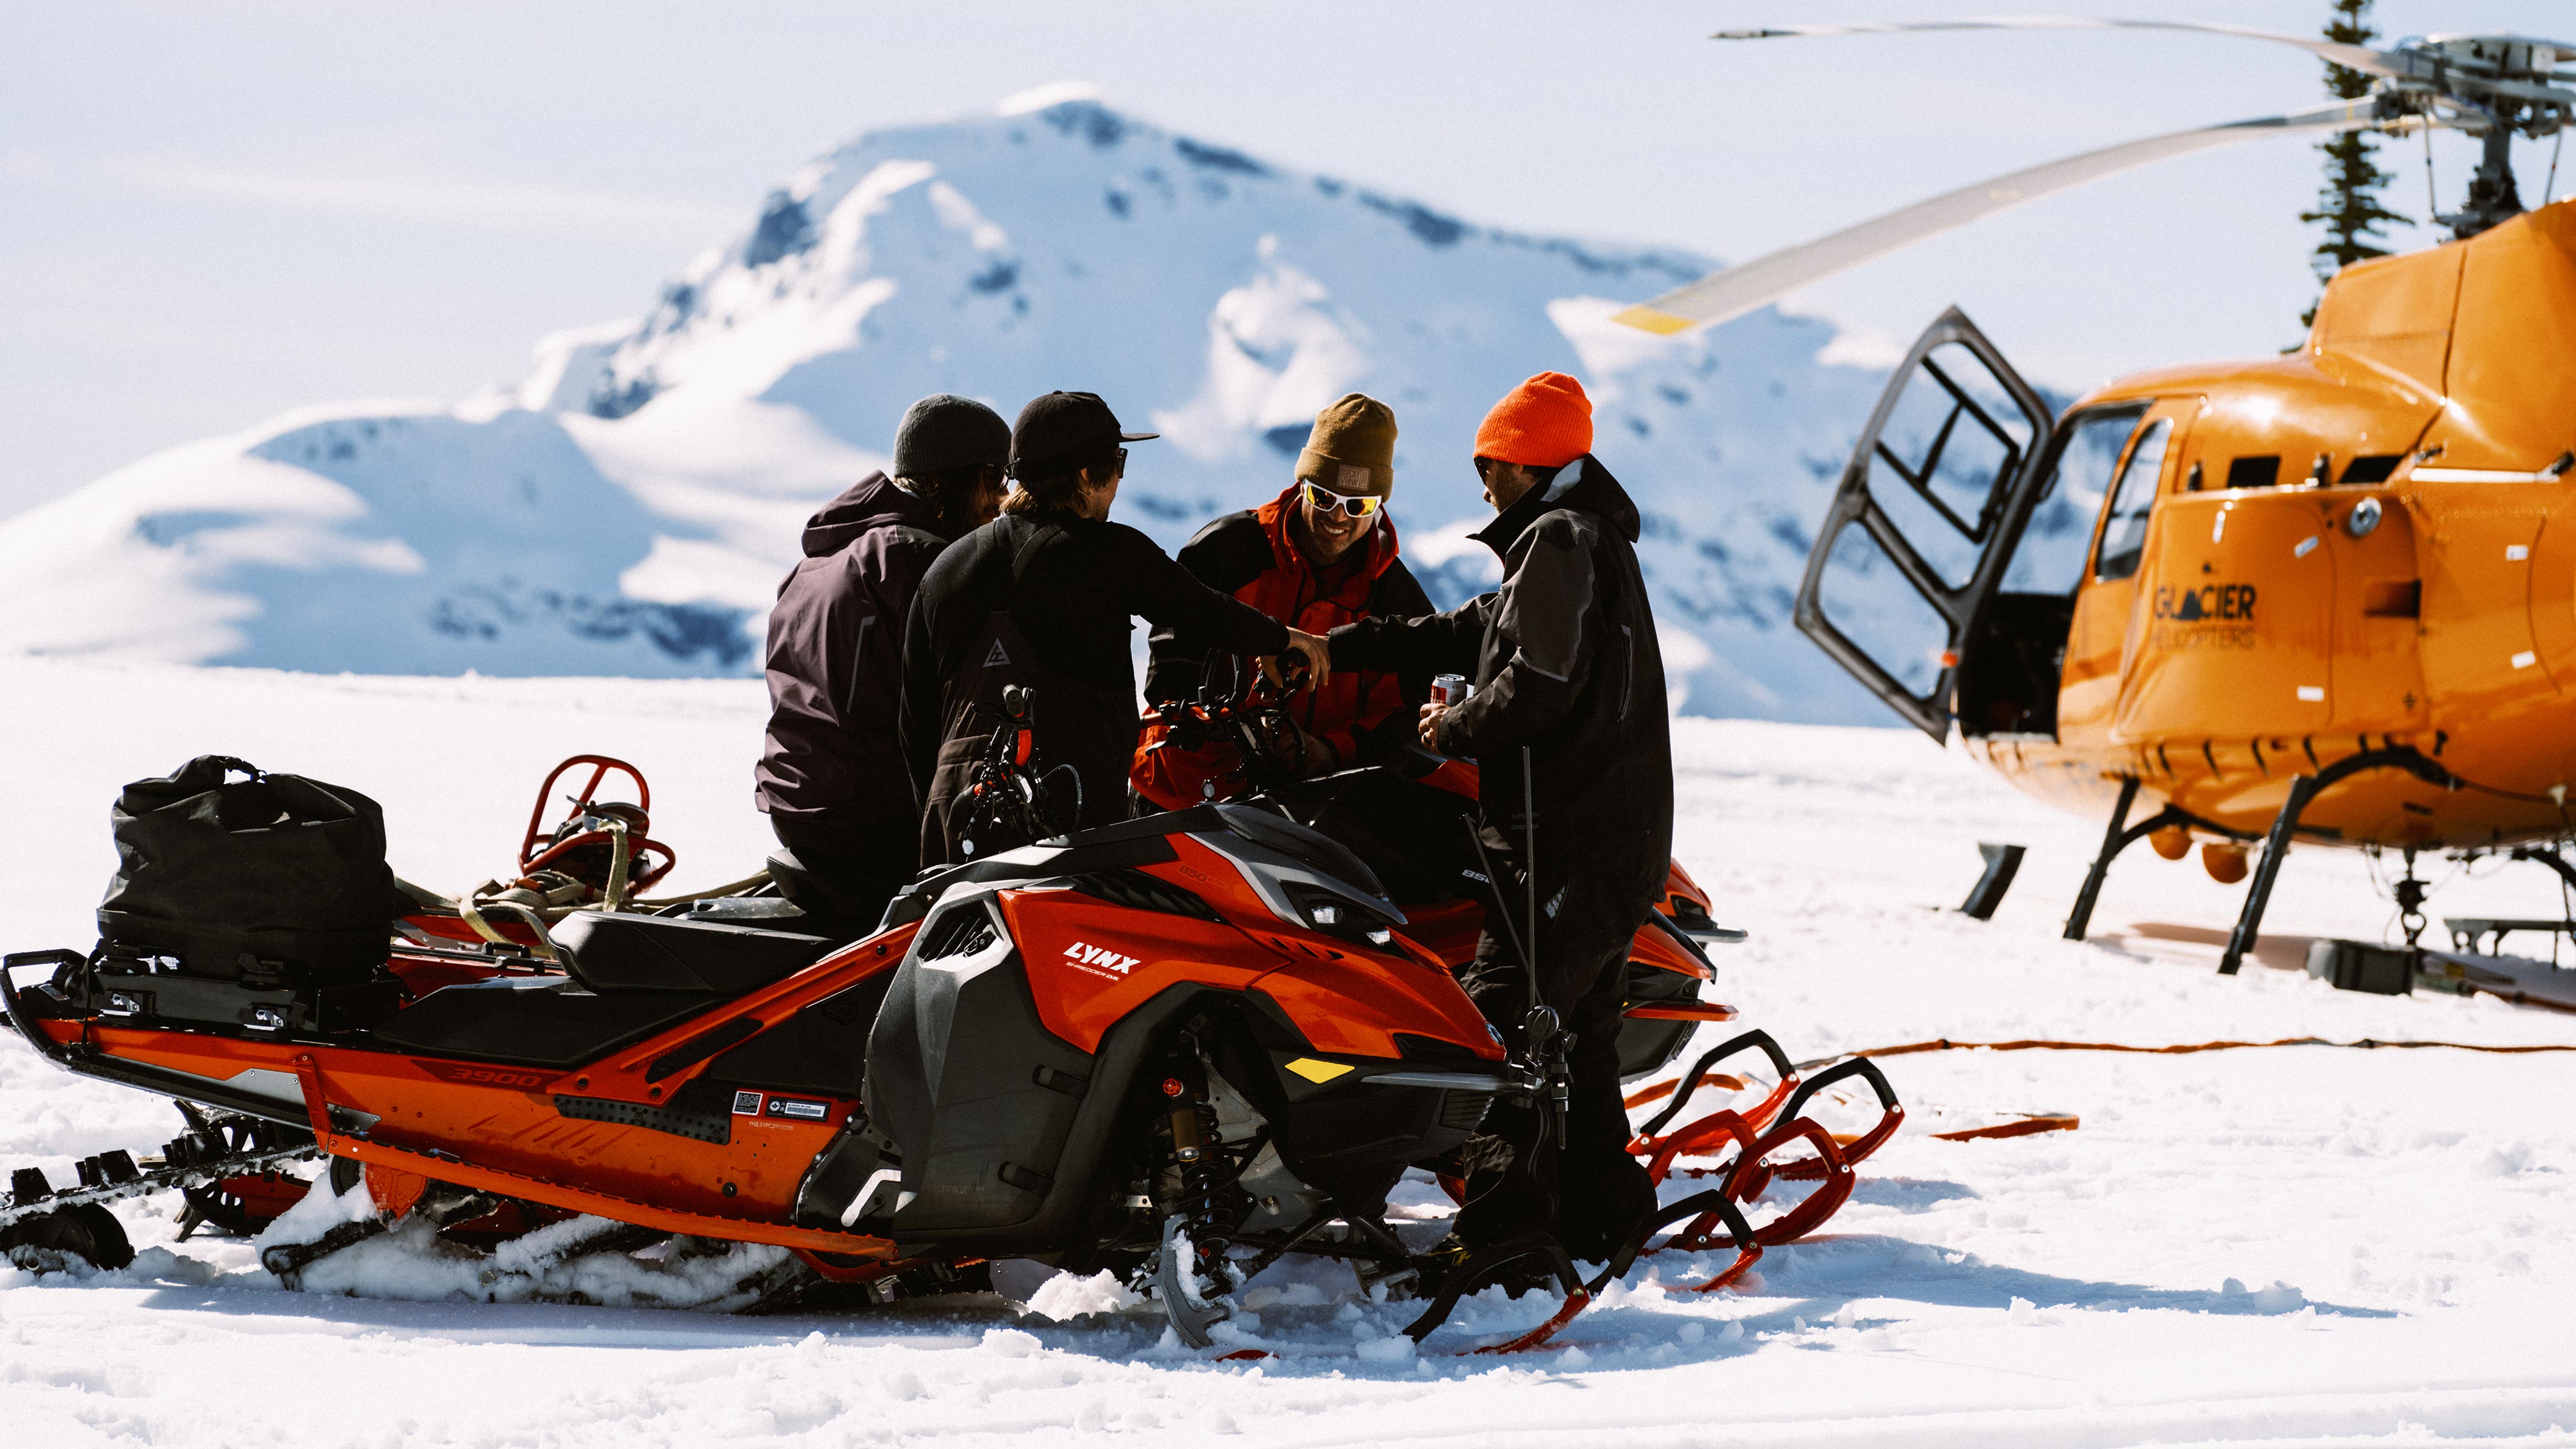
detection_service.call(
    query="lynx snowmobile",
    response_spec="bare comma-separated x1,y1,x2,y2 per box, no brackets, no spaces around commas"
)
1136,656,1748,1082
2,709,1898,1352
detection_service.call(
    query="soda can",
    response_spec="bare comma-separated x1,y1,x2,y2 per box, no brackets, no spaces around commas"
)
1431,674,1470,709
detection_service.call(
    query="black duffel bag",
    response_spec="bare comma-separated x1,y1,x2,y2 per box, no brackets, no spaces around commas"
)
98,755,409,988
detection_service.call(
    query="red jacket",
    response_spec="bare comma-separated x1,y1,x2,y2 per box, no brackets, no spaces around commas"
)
1133,484,1434,809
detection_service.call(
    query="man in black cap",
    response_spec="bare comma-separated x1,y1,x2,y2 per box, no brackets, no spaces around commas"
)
758,394,1010,924
899,391,1333,863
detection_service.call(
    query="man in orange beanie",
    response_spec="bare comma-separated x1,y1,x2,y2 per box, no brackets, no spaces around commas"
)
1326,370,1670,1270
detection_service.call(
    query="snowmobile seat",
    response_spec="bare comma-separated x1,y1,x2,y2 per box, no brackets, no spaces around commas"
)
550,913,835,997
367,975,716,1069
367,916,840,1069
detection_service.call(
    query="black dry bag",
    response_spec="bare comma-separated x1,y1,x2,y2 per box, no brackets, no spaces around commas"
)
97,755,405,987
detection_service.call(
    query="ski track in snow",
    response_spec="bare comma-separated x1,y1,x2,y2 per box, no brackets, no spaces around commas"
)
6,657,2576,1447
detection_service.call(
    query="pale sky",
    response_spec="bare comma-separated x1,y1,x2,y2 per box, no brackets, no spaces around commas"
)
5,0,2566,516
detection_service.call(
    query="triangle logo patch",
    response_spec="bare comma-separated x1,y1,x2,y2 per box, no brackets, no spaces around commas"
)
982,640,1012,668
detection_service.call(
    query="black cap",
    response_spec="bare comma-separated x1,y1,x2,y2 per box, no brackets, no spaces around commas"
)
892,394,1010,477
1008,391,1158,481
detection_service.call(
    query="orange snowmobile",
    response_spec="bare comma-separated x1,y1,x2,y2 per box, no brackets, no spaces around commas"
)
1141,656,1746,1083
2,713,1895,1352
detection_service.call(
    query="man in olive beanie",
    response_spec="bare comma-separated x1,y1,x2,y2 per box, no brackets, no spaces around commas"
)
757,393,1011,927
1136,393,1435,808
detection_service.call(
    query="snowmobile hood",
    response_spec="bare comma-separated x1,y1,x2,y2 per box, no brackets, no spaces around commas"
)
799,472,948,558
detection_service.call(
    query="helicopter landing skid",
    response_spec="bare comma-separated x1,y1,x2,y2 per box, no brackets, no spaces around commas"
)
2219,747,2458,975
2062,780,2252,942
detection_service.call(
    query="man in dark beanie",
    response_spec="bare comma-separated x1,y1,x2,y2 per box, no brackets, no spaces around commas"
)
757,393,1011,926
899,391,1333,863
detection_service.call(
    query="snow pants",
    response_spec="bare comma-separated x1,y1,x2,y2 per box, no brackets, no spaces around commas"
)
1453,865,1658,1263
770,811,909,931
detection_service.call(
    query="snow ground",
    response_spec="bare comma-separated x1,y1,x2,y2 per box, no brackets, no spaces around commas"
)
6,655,2576,1447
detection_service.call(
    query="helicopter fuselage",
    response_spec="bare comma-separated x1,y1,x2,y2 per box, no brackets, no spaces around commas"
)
1801,199,2576,860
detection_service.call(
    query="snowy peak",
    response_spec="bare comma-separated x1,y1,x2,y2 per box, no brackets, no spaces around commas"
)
0,96,1892,721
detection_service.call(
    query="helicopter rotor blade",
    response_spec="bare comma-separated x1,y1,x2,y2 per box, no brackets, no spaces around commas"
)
1613,101,2406,336
1713,18,2399,77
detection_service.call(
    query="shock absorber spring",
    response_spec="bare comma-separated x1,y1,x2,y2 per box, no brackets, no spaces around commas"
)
1157,1038,1224,1219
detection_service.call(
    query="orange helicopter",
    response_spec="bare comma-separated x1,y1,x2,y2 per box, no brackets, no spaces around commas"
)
1614,19,2576,974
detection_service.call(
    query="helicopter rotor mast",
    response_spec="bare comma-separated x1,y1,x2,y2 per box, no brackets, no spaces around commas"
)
1617,18,2576,336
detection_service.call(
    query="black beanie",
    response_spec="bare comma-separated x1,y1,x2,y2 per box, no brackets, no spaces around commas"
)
892,394,1010,477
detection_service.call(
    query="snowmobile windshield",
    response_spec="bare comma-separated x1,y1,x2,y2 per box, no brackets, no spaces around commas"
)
1210,802,1389,905
884,802,1388,926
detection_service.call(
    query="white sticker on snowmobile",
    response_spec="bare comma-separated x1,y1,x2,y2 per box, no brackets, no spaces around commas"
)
731,1090,762,1115
764,1097,830,1121
1062,940,1141,979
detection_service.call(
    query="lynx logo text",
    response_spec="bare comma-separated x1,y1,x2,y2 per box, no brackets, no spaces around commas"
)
1062,941,1141,980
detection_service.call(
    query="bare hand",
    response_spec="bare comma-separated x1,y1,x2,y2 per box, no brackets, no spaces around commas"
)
1280,629,1332,690
1418,702,1446,750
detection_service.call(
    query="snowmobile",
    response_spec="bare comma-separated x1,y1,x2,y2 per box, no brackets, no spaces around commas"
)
1,707,1898,1352
1139,655,1747,1082
433,669,1740,1081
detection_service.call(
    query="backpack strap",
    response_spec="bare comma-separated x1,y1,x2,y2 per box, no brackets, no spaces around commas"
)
1006,519,1063,590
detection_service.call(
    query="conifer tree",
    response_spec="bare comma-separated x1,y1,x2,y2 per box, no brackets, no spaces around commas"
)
2299,0,2409,326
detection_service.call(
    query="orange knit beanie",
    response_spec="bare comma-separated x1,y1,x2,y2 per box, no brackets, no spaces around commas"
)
1474,372,1592,469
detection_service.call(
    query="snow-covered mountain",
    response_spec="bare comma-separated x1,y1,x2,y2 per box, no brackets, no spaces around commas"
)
0,89,1895,719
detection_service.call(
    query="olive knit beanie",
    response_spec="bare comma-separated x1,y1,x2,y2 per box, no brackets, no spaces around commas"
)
1294,393,1398,495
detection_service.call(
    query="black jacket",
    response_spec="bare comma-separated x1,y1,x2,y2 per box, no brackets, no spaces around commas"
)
757,472,955,833
899,510,1289,853
1328,455,1672,920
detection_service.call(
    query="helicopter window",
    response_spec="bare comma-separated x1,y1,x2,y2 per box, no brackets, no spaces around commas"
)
1814,525,1954,697
1860,341,2038,589
2225,456,2280,491
2003,406,2145,594
2092,418,2174,582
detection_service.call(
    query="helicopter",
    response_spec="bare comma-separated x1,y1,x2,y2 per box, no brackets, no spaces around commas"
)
1612,19,2576,976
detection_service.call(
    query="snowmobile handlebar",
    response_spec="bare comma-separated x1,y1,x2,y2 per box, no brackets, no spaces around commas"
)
514,754,676,900
518,755,651,866
1152,652,1312,786
962,687,1079,852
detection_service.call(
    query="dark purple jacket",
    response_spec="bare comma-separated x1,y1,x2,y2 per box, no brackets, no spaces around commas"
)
757,473,957,827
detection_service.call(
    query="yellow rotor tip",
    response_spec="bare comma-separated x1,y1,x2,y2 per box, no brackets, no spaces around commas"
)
1609,304,1698,336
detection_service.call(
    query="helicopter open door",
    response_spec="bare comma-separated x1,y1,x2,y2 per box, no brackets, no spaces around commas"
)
1794,308,2058,740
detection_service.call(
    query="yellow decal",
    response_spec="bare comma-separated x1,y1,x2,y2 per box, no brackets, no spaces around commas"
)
1284,1057,1354,1084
